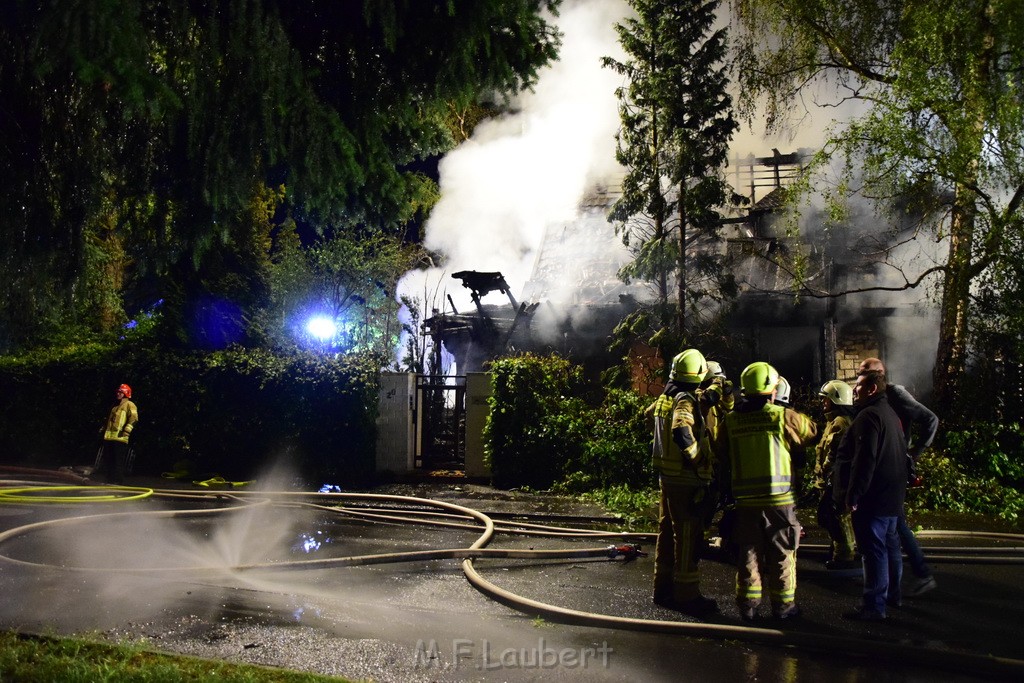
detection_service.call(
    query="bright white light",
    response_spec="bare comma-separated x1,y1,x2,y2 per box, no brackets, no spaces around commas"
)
305,316,337,340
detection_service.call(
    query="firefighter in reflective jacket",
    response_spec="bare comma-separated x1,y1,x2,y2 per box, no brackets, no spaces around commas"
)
699,361,735,444
814,380,859,571
714,362,818,621
97,383,138,484
646,348,718,617
697,361,734,543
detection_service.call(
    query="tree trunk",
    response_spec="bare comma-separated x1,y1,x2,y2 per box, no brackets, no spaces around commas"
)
656,213,670,330
934,17,992,420
932,186,975,418
677,188,687,339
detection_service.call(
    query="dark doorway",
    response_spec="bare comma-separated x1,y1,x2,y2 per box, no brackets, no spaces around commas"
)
415,376,466,471
759,326,823,389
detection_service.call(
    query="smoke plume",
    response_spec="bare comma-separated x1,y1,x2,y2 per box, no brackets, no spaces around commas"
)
396,0,631,318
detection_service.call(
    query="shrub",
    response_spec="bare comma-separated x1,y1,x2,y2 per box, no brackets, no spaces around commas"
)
556,389,654,493
484,354,654,492
941,422,1024,484
484,354,587,489
911,447,1024,522
580,483,659,530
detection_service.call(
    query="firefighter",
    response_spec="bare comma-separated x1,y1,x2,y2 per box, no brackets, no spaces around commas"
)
700,361,735,443
647,348,718,617
699,361,735,553
96,383,138,484
814,380,859,572
772,376,811,499
714,362,818,621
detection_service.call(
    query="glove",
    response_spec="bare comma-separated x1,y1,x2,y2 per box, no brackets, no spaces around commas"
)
702,387,721,408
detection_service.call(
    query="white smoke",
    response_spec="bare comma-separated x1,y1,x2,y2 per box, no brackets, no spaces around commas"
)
730,93,869,160
396,0,631,318
850,220,945,396
397,0,863,326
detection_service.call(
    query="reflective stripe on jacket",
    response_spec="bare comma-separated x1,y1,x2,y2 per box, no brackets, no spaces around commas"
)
103,399,138,444
726,403,792,505
650,391,708,485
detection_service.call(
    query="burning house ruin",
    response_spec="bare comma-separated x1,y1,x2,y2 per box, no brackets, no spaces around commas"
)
422,149,938,401
723,149,938,399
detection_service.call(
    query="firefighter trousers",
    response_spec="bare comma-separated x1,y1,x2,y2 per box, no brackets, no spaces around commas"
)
96,440,129,484
816,490,856,561
654,480,708,601
733,504,799,611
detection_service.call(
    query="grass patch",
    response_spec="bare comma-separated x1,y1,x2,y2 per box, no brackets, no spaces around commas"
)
0,631,352,683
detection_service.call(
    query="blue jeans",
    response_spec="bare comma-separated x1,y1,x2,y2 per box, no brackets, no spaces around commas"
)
852,513,902,616
897,514,931,578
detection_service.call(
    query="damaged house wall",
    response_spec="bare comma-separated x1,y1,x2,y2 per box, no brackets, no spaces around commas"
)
721,150,939,399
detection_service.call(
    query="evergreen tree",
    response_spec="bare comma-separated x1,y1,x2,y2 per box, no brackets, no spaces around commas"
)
0,0,561,351
604,0,738,356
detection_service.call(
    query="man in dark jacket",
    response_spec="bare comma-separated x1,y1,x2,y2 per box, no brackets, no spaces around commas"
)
859,357,939,596
844,370,907,621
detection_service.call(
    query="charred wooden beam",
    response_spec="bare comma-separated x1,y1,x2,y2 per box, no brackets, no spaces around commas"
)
452,270,519,310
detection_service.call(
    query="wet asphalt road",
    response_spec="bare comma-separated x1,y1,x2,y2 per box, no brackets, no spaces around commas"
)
1,477,1022,682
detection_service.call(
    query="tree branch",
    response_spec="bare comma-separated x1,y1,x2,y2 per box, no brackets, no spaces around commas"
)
742,250,945,299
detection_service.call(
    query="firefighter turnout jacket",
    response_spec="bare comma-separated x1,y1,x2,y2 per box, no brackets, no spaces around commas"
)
717,401,817,507
700,376,735,444
103,398,138,444
814,412,853,489
649,389,712,485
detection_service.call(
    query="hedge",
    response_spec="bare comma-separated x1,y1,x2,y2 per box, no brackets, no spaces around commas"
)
484,353,652,491
0,344,379,486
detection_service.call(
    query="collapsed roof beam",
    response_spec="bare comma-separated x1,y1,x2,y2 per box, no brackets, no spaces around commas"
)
452,270,519,312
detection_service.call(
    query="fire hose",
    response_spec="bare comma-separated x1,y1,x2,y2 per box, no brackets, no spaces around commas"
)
1,483,1023,679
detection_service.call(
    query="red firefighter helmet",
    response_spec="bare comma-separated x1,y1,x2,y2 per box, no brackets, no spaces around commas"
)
118,383,132,398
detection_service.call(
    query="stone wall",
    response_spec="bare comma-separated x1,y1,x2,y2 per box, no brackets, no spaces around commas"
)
834,325,879,383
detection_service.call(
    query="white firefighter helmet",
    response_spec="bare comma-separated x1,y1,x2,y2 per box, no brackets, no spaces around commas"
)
775,376,792,405
819,379,854,406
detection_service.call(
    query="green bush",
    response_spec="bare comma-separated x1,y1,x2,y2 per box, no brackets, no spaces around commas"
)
484,354,654,492
911,447,1024,522
941,422,1024,484
580,483,659,530
907,422,1024,522
484,353,587,489
0,344,380,485
556,389,654,493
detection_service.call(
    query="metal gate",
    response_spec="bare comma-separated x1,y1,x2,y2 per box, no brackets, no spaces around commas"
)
415,375,466,471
